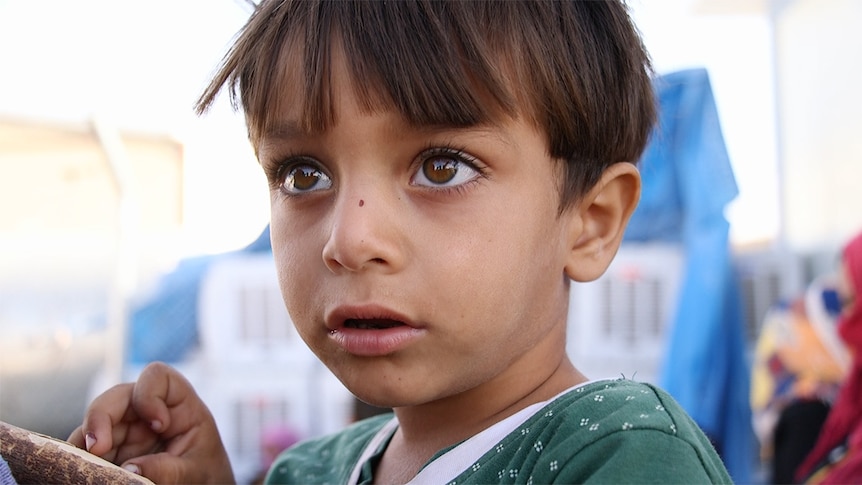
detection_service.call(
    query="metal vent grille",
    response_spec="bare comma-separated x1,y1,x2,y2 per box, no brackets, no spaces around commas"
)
600,276,666,348
567,244,683,384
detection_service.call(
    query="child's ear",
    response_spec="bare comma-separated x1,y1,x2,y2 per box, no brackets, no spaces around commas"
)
564,162,641,282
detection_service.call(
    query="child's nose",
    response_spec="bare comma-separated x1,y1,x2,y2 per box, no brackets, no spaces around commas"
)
321,188,405,274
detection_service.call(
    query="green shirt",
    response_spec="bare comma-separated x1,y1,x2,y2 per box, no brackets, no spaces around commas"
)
266,379,732,484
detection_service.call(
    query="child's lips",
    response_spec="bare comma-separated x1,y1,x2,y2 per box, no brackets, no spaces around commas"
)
326,305,425,356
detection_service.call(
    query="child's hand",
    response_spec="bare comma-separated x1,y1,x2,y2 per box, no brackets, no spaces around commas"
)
68,362,235,485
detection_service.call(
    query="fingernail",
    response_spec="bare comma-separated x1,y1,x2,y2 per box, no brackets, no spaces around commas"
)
123,463,141,475
85,433,96,451
150,420,163,432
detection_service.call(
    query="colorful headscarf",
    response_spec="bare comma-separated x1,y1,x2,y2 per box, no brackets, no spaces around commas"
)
796,230,862,483
837,233,862,356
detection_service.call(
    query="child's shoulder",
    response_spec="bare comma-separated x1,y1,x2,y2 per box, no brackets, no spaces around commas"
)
551,378,687,423
503,378,731,484
538,378,702,441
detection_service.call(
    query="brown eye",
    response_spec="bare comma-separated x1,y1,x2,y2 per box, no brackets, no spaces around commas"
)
422,158,459,184
283,163,331,194
411,148,481,188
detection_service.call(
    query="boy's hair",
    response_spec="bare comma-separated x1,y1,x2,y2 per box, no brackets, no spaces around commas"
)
196,0,655,207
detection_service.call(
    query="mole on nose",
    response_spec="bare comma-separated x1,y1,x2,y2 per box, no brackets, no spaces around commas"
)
359,199,365,207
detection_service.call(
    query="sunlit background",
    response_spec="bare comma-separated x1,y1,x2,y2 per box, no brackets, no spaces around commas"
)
1,0,861,483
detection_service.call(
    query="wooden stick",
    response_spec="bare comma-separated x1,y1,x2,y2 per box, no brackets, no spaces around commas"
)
0,420,154,485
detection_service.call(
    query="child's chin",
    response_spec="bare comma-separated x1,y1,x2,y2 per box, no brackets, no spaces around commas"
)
347,383,433,409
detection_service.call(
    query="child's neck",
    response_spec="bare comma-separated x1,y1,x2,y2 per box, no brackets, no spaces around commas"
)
375,353,586,483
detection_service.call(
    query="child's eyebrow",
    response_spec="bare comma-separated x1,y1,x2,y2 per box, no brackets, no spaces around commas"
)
416,125,517,150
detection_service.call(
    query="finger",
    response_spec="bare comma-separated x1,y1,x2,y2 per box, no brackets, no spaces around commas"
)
130,362,207,439
66,425,109,455
121,452,209,485
112,420,164,465
79,383,136,457
67,425,86,449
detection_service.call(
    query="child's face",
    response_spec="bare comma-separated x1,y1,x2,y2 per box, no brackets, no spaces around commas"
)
257,50,578,408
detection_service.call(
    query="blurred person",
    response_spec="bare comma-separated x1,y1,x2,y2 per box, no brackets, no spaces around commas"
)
795,230,862,483
751,269,849,483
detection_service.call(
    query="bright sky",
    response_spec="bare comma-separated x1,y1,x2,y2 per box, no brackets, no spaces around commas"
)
0,0,268,255
0,0,781,254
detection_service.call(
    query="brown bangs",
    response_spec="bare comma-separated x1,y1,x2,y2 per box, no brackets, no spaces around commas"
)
197,0,520,145
196,0,655,205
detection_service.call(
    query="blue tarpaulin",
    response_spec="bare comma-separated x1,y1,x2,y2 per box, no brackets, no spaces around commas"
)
127,225,272,363
625,67,754,483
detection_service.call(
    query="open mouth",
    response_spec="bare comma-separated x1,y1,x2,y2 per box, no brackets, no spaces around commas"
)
344,318,404,330
328,309,423,355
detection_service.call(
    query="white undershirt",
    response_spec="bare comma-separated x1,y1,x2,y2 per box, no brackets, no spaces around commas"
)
347,380,597,485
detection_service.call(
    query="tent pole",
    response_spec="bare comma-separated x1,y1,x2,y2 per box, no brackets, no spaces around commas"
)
91,115,139,386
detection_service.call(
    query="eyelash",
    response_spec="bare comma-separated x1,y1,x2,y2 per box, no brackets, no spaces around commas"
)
264,153,318,192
